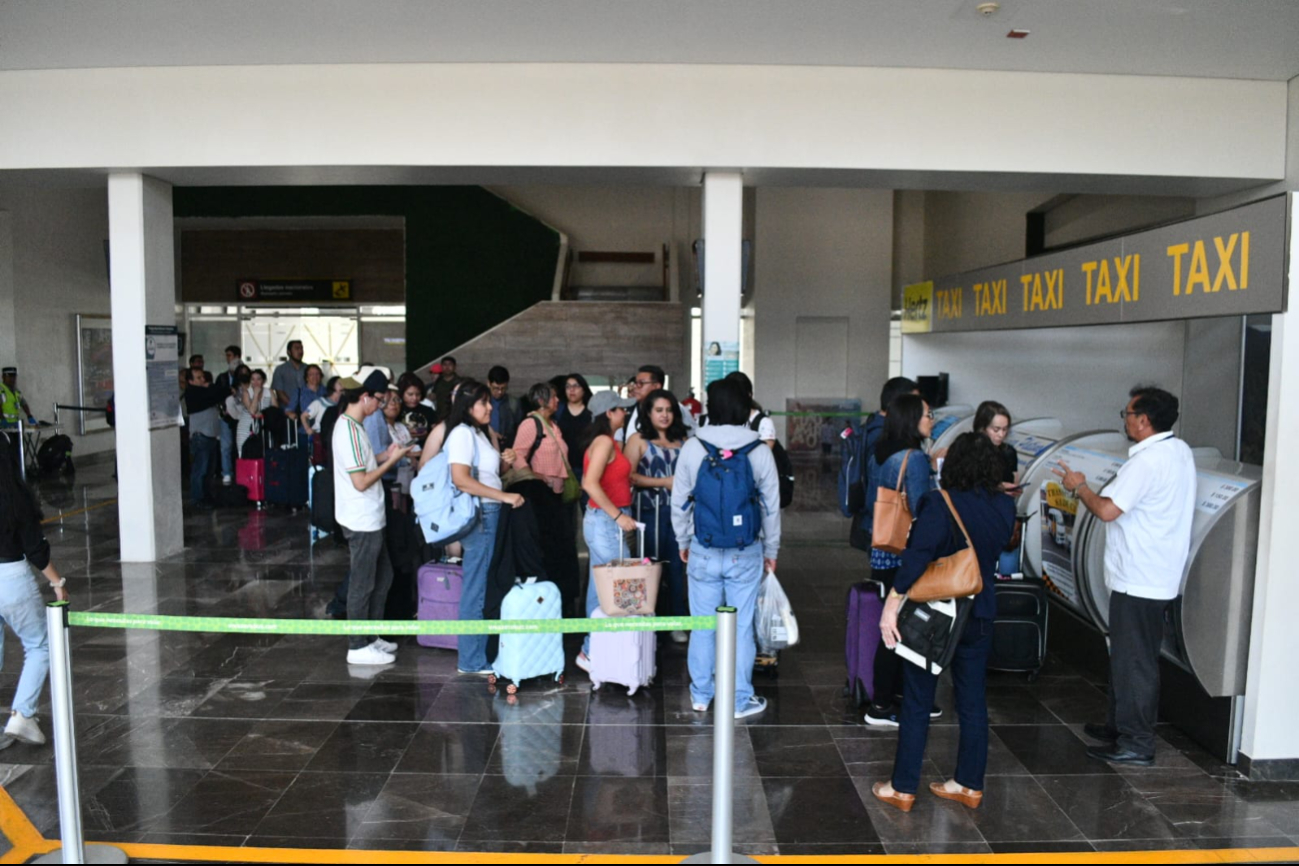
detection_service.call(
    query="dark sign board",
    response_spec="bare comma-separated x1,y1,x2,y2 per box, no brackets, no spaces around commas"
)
904,195,1289,334
236,279,353,302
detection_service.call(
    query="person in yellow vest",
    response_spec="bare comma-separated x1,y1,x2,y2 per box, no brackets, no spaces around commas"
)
0,368,36,428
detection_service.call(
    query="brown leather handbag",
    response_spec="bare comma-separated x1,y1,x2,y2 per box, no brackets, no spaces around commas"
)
871,451,914,554
907,490,984,603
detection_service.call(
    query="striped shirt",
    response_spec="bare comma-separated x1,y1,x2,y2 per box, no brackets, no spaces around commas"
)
332,413,385,532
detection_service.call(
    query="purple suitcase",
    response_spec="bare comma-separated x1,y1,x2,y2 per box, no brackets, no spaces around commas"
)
845,580,885,706
588,609,656,696
417,562,463,649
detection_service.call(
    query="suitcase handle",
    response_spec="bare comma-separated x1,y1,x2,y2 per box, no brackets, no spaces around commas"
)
618,523,647,562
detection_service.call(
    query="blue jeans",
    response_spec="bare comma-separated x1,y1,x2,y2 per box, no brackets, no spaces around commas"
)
0,560,50,718
582,507,629,656
638,494,687,616
892,616,993,795
686,541,764,713
219,421,235,478
189,432,218,505
458,502,501,672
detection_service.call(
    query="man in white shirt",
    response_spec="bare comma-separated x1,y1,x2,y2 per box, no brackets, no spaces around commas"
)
333,368,413,666
1055,386,1196,766
617,364,698,443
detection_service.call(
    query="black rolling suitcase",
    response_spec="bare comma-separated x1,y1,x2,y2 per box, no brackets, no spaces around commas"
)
988,578,1048,682
310,468,336,533
265,421,309,508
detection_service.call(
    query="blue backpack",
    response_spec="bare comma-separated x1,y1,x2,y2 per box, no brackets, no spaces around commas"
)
412,432,480,545
692,440,763,550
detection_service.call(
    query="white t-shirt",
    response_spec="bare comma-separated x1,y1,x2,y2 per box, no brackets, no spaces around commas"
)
750,409,777,442
332,413,386,533
445,425,502,491
1102,432,1196,601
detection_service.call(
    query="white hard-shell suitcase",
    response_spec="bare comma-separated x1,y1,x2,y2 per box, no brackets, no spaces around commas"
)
587,608,656,696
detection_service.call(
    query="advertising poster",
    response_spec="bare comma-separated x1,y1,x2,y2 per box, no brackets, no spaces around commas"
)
783,398,862,455
1036,445,1125,606
703,340,739,386
145,324,181,430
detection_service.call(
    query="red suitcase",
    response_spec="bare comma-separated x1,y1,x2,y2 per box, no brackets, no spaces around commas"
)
236,458,265,502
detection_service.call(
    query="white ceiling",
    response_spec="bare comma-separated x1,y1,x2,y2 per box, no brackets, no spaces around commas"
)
2,0,1298,81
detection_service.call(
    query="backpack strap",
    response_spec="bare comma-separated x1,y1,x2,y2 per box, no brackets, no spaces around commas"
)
748,411,767,433
894,450,911,495
938,489,975,552
525,415,545,464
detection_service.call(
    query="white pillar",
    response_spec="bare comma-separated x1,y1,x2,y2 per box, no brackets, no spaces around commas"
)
701,172,744,388
108,174,183,562
1240,194,1299,778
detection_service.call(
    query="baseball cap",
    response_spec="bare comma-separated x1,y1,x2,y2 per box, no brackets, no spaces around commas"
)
339,367,389,393
589,391,637,416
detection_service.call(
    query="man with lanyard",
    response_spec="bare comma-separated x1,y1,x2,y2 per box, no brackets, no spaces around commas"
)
1054,386,1195,767
1,367,37,429
272,340,307,413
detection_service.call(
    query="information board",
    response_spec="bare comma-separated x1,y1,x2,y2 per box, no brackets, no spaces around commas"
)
145,325,180,430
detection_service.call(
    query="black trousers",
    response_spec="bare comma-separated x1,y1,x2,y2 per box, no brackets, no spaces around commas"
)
1106,591,1171,757
871,566,903,709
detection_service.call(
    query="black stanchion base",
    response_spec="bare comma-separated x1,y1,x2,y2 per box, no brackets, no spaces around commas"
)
34,844,129,864
681,853,758,864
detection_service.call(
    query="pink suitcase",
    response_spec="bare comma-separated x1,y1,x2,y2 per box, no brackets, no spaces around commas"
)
236,458,265,502
417,562,463,649
587,609,656,696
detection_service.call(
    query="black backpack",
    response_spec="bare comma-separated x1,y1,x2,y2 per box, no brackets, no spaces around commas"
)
37,434,74,477
751,413,795,509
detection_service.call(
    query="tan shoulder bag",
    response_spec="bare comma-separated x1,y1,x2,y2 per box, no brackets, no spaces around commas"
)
871,451,913,554
907,490,984,603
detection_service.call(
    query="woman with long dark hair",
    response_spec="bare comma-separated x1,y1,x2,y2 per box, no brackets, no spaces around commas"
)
872,432,1016,813
396,372,437,447
444,380,523,675
723,370,776,445
575,389,638,670
972,400,1019,491
625,388,690,640
555,373,594,469
0,437,68,747
862,393,937,726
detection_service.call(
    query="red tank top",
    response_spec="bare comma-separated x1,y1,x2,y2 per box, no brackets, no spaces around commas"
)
584,436,633,509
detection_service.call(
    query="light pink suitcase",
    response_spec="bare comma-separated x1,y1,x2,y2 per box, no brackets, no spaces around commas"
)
587,609,656,696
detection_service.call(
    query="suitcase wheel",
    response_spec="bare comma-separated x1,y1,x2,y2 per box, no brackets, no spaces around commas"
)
1026,671,1040,684
556,673,565,685
506,683,518,695
487,674,497,686
627,684,639,697
487,683,497,696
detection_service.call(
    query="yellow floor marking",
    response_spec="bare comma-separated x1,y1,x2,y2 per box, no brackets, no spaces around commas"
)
40,498,118,524
0,784,56,863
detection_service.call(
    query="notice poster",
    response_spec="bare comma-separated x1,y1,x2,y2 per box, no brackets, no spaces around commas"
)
1036,445,1125,606
145,325,180,430
704,340,740,386
784,398,862,455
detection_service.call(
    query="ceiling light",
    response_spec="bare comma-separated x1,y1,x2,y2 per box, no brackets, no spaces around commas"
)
976,2,1000,15
1007,29,1031,38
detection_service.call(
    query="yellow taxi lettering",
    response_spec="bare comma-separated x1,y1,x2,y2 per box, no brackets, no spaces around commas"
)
1168,243,1190,295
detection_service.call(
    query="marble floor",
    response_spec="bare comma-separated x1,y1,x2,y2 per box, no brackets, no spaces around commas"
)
1,458,1297,858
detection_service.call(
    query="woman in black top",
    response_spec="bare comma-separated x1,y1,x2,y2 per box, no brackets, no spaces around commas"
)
396,372,437,447
555,373,593,486
872,432,1015,814
972,400,1019,490
0,437,68,748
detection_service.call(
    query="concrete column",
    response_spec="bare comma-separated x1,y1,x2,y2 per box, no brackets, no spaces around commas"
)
108,174,183,562
701,172,743,387
0,211,15,364
1240,194,1299,779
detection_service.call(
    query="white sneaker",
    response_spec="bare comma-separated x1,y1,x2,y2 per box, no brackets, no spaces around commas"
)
672,631,689,644
373,638,399,654
346,645,396,666
456,667,494,676
734,697,767,720
222,475,233,486
575,652,592,673
692,700,710,712
4,711,45,746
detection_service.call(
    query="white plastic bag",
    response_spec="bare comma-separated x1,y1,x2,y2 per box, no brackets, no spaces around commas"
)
755,571,799,653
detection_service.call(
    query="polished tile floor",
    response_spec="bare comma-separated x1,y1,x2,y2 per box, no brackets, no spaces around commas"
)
1,458,1297,857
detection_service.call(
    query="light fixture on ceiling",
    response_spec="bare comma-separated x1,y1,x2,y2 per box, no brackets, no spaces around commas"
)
1007,29,1031,38
976,2,1000,15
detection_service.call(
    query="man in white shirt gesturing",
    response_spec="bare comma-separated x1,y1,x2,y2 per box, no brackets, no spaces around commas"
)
1054,386,1196,767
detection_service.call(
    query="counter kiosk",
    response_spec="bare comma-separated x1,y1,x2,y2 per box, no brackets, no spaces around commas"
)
927,404,973,451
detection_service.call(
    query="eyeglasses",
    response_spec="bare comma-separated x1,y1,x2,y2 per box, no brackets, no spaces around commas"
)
1119,409,1144,420
634,379,655,387
924,411,935,420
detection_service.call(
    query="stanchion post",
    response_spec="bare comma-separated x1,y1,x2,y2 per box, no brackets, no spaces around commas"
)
16,418,26,482
36,604,127,866
683,607,756,865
